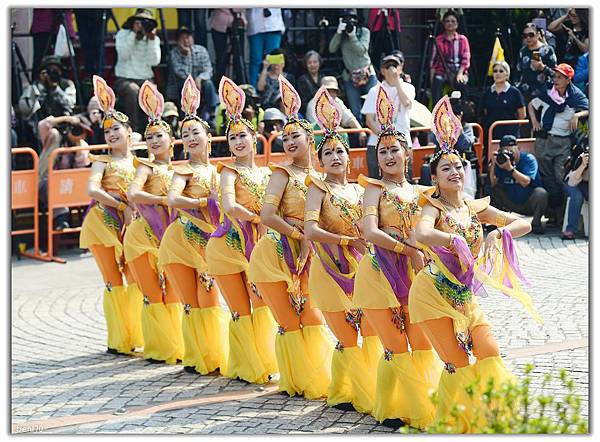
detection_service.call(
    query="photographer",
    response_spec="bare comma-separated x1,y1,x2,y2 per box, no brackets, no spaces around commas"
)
113,8,161,134
489,135,548,234
561,144,588,240
362,52,414,178
528,63,588,222
257,48,295,109
429,10,471,103
167,26,218,122
37,114,92,230
18,55,76,150
329,9,377,124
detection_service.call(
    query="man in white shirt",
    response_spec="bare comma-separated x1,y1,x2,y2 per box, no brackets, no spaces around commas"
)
305,76,366,145
113,9,161,133
362,52,415,178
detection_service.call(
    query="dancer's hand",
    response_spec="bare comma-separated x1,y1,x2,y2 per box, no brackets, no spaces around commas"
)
124,205,134,225
483,229,501,260
349,238,367,254
409,249,425,273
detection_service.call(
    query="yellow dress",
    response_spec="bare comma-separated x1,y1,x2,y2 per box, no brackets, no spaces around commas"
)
248,164,333,399
304,174,379,413
157,162,229,375
79,154,143,354
408,188,514,433
354,175,442,428
205,162,277,384
123,157,184,364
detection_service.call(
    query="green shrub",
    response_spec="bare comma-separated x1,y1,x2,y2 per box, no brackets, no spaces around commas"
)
399,364,588,434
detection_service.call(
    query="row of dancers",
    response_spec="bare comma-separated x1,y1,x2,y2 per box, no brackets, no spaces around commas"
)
79,73,543,432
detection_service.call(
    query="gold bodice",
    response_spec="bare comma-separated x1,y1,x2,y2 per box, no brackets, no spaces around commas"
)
358,175,421,239
419,188,489,256
134,157,173,196
269,164,309,222
305,174,363,236
217,162,271,215
172,162,218,200
89,154,136,201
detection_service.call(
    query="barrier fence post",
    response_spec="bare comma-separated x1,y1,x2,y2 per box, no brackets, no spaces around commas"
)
11,147,54,262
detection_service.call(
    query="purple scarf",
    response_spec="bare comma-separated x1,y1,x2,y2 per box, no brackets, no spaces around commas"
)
136,203,177,242
373,245,412,305
316,243,362,295
181,197,221,227
211,215,259,261
430,237,486,296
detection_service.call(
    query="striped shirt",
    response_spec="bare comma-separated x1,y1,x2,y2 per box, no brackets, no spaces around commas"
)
430,33,471,75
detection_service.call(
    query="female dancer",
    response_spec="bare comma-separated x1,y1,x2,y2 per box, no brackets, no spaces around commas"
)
80,75,143,355
303,87,381,413
248,76,333,398
123,82,184,364
158,76,228,375
205,76,277,384
354,86,442,429
409,96,543,432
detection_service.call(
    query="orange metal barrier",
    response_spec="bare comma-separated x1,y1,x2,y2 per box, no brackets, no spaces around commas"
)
11,148,52,262
471,122,484,171
488,120,535,163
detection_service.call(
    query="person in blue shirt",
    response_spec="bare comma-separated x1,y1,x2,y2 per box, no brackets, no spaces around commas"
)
489,135,548,234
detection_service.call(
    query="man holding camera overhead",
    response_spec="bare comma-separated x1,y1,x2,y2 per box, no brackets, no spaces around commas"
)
329,9,377,124
113,8,161,133
489,135,548,234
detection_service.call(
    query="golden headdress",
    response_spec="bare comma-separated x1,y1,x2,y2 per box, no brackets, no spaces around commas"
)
279,74,314,139
92,75,129,129
374,84,408,148
218,76,255,135
180,75,210,131
138,80,171,138
312,86,349,152
429,96,461,165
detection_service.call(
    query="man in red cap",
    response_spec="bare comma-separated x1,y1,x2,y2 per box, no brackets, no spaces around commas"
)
527,62,588,224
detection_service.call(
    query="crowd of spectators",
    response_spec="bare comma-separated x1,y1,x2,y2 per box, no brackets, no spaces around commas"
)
11,7,590,238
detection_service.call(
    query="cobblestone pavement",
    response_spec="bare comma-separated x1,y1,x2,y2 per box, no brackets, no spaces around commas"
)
11,235,589,434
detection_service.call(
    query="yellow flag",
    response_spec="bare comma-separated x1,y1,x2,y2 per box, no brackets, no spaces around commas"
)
487,37,505,76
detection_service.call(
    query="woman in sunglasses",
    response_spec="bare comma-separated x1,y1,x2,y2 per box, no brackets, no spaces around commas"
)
482,61,526,140
515,23,557,102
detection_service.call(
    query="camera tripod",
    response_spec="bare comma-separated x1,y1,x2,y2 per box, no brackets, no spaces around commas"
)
224,15,248,85
11,23,31,106
369,9,401,71
40,9,84,108
416,19,443,104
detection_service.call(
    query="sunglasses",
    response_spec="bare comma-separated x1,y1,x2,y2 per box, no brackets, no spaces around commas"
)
522,32,536,38
493,69,505,73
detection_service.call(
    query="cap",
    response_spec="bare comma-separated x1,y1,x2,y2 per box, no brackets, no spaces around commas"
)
176,26,193,40
162,101,179,118
499,134,518,147
342,9,358,17
381,54,403,67
320,76,339,91
40,55,64,71
263,108,286,122
239,84,259,98
553,63,574,80
124,8,157,29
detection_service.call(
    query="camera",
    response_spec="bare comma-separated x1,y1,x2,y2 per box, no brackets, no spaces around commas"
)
572,146,589,170
496,149,514,165
343,17,358,34
142,18,156,33
47,67,61,83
